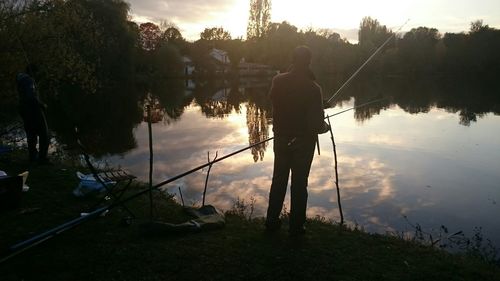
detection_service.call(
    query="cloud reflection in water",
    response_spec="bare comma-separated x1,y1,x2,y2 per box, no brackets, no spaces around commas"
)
107,102,500,247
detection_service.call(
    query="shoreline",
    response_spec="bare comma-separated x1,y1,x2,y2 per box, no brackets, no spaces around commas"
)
0,148,499,280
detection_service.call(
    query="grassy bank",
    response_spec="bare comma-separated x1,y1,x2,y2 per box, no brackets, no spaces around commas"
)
0,149,499,281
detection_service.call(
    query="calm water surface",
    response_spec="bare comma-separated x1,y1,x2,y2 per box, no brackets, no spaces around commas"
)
96,79,500,247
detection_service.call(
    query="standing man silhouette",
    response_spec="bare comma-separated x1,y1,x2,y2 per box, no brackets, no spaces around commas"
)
265,45,329,236
16,64,50,164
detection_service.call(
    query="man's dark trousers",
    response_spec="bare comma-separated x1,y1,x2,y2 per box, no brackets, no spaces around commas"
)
22,110,49,162
266,135,316,230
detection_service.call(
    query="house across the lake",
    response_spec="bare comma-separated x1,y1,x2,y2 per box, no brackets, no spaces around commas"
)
182,56,195,76
182,48,276,77
238,60,276,77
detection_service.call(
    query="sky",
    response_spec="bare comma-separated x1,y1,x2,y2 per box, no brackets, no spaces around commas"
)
127,0,500,42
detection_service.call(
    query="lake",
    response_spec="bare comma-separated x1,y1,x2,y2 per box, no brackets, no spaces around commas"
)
78,76,498,251
11,76,500,250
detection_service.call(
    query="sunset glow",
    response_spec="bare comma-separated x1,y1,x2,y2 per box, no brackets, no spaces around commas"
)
128,0,500,41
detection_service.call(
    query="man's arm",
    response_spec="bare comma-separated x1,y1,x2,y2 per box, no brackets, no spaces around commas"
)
268,75,281,101
22,77,45,110
307,84,327,134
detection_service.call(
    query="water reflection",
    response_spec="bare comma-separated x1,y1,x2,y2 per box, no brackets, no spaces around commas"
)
246,102,269,162
7,75,499,249
319,75,500,125
48,83,143,157
43,75,500,159
152,79,194,123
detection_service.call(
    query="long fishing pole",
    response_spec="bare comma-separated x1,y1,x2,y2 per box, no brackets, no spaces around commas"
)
0,97,386,264
326,19,410,105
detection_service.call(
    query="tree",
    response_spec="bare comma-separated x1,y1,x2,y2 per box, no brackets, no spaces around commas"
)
247,0,271,39
139,22,161,51
467,20,500,73
470,20,490,33
398,27,441,72
358,17,391,48
200,27,231,41
262,21,301,71
357,17,393,73
9,0,138,93
163,27,182,42
223,39,245,72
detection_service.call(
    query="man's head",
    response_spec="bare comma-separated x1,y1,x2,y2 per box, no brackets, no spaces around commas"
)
292,45,312,68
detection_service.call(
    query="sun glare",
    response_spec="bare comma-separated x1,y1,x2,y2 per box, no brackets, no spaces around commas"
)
272,0,410,30
221,2,249,38
128,0,500,41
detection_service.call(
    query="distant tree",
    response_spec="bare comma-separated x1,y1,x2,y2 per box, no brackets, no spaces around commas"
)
442,32,468,72
357,17,393,73
223,39,245,72
200,27,231,41
470,20,490,33
189,39,215,75
153,43,183,77
139,22,161,51
163,27,182,42
467,20,500,72
262,21,301,71
247,0,271,39
358,16,391,48
159,21,183,43
399,27,441,72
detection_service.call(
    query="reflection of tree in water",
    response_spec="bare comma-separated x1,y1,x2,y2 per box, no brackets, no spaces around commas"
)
438,76,500,126
458,109,478,126
347,78,392,123
194,80,272,161
338,74,500,125
203,88,235,118
195,82,242,118
226,84,244,114
143,96,166,124
151,79,193,124
242,83,272,162
246,102,269,162
48,84,143,157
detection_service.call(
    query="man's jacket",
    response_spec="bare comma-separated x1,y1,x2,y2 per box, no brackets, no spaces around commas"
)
269,69,325,137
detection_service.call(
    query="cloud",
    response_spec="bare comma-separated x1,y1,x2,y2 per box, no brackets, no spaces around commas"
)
127,0,235,21
126,0,243,39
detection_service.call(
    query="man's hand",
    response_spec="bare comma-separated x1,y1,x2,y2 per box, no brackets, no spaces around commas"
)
323,100,330,109
319,121,331,134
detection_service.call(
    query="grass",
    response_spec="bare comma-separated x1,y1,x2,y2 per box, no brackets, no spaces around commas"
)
1,149,500,281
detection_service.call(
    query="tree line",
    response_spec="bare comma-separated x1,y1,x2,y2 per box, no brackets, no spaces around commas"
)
2,0,500,109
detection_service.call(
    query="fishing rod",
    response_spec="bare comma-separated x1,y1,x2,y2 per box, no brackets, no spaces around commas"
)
326,19,410,105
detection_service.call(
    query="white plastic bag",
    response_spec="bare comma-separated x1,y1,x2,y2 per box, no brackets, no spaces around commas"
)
73,171,115,197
